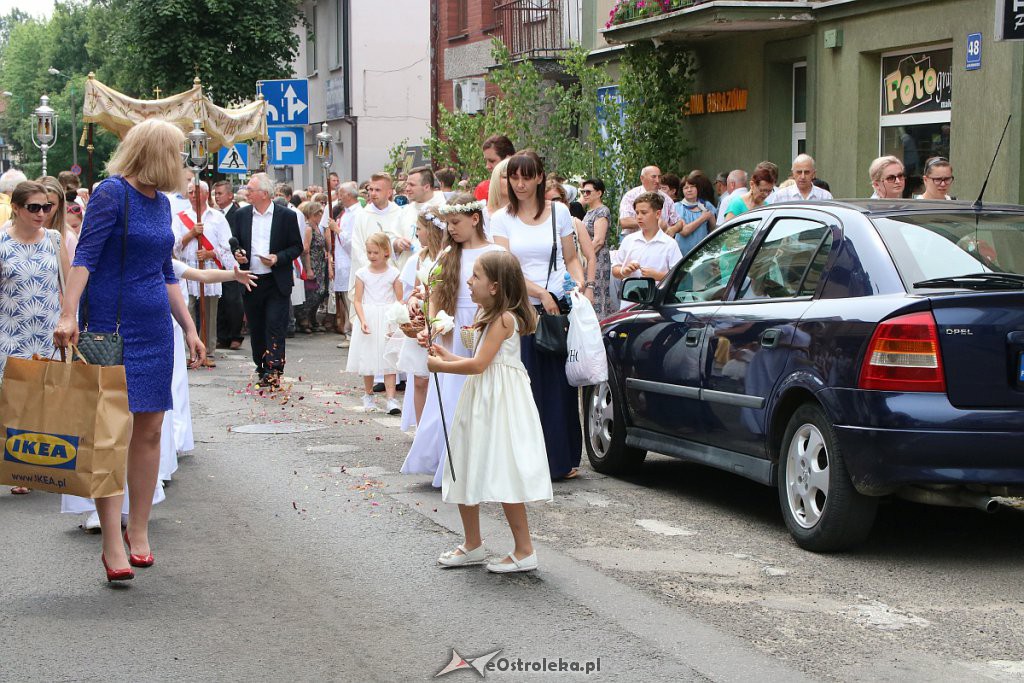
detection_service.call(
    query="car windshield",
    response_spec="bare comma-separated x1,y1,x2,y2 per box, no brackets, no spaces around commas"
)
872,213,1024,289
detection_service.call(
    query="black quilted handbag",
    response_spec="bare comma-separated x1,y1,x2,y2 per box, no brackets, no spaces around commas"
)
78,181,127,366
534,208,570,356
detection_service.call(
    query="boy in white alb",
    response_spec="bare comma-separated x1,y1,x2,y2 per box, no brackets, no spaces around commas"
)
611,192,682,309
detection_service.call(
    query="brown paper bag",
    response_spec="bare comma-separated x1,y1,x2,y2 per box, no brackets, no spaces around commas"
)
0,351,130,498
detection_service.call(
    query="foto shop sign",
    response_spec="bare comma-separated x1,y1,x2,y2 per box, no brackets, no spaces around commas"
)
996,0,1024,41
881,48,952,116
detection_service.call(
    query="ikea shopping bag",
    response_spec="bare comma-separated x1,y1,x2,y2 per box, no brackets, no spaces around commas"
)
0,352,130,497
564,290,608,387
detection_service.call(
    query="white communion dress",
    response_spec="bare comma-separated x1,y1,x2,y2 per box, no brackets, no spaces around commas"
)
400,244,504,486
345,266,400,376
442,317,554,506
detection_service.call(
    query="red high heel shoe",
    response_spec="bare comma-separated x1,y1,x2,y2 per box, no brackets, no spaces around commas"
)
123,530,154,568
102,554,134,582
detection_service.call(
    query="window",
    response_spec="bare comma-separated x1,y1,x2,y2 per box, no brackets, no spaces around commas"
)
879,46,952,186
454,0,469,33
792,62,807,160
737,218,832,300
331,0,345,70
669,219,761,304
306,11,318,75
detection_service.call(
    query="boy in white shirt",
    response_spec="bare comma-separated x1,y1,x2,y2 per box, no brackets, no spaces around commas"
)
611,192,682,309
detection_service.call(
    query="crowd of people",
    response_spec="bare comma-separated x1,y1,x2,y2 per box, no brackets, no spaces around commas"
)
0,121,959,578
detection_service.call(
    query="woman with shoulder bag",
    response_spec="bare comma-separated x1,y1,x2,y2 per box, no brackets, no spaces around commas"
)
490,151,586,481
1,181,71,495
53,118,205,583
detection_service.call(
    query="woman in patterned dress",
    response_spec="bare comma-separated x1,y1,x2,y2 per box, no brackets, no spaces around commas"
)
581,178,613,318
53,119,205,582
1,181,70,494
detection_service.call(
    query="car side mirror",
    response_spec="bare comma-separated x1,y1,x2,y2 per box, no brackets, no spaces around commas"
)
622,277,657,305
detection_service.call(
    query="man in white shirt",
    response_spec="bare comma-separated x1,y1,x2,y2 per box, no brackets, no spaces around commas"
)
349,172,406,294
716,169,748,224
229,173,303,386
612,192,682,309
212,180,245,350
172,180,238,366
395,166,445,270
773,154,835,202
618,166,680,236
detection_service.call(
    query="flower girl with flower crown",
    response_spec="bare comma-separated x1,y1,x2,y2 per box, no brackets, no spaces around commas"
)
400,195,503,485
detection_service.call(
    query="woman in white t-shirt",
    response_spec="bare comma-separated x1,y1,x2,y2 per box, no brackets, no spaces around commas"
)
490,151,586,480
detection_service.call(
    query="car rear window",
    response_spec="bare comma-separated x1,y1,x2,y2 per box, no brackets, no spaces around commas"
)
872,213,1024,288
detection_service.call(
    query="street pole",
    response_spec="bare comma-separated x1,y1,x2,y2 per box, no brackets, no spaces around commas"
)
31,95,57,178
315,122,334,263
48,68,77,169
185,119,211,359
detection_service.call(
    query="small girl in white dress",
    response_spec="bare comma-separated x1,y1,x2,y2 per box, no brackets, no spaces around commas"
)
346,232,402,414
427,250,553,574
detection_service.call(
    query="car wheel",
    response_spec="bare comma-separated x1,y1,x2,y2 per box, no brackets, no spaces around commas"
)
778,403,877,552
583,375,646,474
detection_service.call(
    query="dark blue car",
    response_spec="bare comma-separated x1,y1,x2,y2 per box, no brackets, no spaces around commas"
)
586,200,1024,551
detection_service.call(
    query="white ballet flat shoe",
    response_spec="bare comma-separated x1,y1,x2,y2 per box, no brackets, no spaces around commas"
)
438,544,487,567
486,552,537,574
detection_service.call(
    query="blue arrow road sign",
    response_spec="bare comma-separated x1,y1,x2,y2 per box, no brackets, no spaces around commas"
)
218,144,249,174
269,126,305,166
262,79,309,126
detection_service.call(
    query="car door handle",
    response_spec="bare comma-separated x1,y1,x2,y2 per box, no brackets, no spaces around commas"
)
684,328,702,347
761,328,781,348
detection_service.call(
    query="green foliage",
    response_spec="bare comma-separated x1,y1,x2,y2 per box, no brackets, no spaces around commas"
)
101,0,303,104
423,39,694,247
384,138,409,177
612,41,696,190
0,0,302,181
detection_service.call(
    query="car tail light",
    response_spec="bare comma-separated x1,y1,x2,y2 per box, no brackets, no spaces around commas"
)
859,311,946,392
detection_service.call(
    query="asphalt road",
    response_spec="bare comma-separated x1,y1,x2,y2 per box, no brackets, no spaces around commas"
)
3,334,1023,682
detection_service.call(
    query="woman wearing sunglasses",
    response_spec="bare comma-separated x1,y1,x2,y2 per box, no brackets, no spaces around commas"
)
916,157,955,200
38,176,67,237
1,181,71,495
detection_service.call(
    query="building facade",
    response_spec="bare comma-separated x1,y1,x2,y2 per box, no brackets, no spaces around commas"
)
600,0,1024,202
276,0,431,187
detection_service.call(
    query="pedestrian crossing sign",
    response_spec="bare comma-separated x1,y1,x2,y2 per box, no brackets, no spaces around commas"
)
218,144,248,174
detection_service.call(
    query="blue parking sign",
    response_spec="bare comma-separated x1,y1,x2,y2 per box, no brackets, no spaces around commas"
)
966,33,982,70
262,79,309,126
269,126,305,166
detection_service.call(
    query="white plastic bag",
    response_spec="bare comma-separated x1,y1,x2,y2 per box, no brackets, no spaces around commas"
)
565,290,608,387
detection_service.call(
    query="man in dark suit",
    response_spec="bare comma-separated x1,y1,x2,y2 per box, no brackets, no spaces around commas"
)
229,173,303,387
213,180,244,349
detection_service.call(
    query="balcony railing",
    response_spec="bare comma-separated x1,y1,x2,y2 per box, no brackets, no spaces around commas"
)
494,0,583,60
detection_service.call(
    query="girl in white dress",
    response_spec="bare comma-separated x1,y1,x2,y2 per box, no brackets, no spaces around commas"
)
62,261,256,529
346,232,402,414
427,250,553,574
400,195,503,486
396,211,446,431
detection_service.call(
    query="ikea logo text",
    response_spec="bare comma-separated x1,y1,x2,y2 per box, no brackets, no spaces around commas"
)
4,429,79,469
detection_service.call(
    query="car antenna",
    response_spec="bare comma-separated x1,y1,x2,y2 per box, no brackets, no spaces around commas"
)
973,114,1012,210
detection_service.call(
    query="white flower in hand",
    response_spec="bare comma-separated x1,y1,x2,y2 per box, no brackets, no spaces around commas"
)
418,245,453,286
416,259,433,287
430,310,455,335
386,302,411,325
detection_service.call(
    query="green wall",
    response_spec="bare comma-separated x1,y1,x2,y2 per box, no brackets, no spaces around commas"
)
815,0,1024,201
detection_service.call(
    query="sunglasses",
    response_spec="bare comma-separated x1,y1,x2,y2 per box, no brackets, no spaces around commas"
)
882,173,906,183
23,203,54,214
579,189,593,195
67,204,83,215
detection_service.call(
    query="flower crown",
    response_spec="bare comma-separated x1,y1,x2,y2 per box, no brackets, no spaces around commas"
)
422,212,447,230
435,200,486,215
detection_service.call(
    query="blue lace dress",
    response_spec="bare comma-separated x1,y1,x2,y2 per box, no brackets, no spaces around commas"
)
74,176,178,413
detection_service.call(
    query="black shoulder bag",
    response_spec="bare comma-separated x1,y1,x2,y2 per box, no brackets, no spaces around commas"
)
77,181,128,366
533,208,571,356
